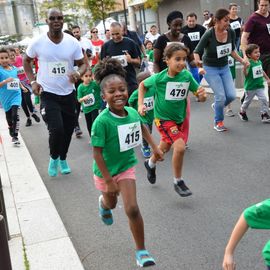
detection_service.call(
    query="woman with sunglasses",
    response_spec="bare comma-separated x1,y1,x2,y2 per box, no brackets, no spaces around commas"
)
90,27,104,66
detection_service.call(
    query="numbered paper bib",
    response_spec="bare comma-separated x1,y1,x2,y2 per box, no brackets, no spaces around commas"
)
217,43,232,58
228,56,234,67
252,65,263,79
230,21,241,30
165,82,189,101
112,55,127,67
17,66,25,75
267,24,270,34
7,79,20,90
83,93,95,107
188,32,200,41
118,122,142,152
143,96,154,111
94,46,101,54
167,41,184,47
48,61,68,77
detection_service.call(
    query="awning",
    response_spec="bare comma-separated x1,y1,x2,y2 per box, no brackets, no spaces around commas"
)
128,0,146,7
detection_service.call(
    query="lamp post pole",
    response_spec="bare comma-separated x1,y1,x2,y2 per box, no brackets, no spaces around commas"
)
122,0,128,26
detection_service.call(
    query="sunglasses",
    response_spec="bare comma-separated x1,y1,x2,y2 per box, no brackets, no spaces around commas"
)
203,13,209,16
92,31,98,33
49,16,63,21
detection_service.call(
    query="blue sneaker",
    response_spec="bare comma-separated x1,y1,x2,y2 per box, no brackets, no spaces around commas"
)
136,250,155,268
98,195,113,225
48,157,59,177
59,160,71,174
141,146,151,158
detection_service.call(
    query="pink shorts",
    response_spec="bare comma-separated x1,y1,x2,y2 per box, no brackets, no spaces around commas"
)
94,167,136,192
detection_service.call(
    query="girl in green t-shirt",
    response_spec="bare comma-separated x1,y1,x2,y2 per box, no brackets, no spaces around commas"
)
138,43,207,198
92,58,163,268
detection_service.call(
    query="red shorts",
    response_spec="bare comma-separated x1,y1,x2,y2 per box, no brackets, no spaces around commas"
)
155,119,185,145
94,167,136,192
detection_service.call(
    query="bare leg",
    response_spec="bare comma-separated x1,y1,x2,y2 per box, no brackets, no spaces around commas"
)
172,138,185,178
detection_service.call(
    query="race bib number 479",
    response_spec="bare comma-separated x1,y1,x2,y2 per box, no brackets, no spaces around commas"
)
165,82,190,100
118,122,142,152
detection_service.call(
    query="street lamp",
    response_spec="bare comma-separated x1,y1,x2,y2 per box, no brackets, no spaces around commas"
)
122,0,128,26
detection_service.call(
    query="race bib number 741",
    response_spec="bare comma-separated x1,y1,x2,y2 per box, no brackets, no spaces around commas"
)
118,122,142,152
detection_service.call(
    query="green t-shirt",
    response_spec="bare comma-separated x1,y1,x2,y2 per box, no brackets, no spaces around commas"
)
244,199,270,266
77,81,101,114
91,107,141,178
194,27,236,67
228,55,236,79
145,49,154,62
244,59,264,91
143,68,199,124
128,87,155,125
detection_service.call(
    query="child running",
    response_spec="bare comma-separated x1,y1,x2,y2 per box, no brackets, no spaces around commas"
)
91,58,163,267
138,43,207,197
77,68,101,143
128,71,155,158
223,198,270,270
238,44,270,123
0,48,22,145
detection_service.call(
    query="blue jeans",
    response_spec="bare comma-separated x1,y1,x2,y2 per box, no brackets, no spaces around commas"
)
204,65,236,123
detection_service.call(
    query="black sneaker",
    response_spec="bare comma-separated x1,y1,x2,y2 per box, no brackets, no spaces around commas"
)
12,137,20,146
32,113,40,122
174,180,192,197
238,111,248,121
261,113,270,123
25,118,32,127
74,126,83,137
144,160,156,184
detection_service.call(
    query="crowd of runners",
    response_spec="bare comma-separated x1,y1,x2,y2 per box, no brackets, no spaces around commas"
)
0,0,270,269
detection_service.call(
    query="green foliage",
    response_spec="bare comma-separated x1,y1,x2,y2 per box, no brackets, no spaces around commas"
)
85,0,118,22
144,0,163,11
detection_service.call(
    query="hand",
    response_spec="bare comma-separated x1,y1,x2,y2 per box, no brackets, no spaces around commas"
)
105,179,119,196
125,52,132,63
267,79,270,86
194,59,203,68
222,253,236,270
31,82,43,96
21,86,28,93
138,104,147,116
83,95,90,101
198,67,206,75
68,71,80,83
5,77,14,84
152,146,164,161
196,87,207,102
241,58,250,68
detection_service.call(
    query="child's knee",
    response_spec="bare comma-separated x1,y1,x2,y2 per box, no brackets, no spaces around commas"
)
103,197,117,210
173,139,185,154
125,205,140,220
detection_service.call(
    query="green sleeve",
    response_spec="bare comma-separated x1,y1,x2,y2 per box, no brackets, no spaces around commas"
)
91,117,106,147
128,90,138,109
77,83,83,100
243,199,270,229
194,29,211,55
263,240,270,266
143,73,157,90
149,50,154,62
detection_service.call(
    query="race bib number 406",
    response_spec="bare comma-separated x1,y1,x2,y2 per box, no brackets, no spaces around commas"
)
217,43,232,58
48,61,68,77
118,122,142,152
165,82,190,100
7,79,20,90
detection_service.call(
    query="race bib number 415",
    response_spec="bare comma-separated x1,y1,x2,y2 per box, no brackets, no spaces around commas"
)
165,82,190,100
118,122,142,152
48,61,68,77
7,79,20,90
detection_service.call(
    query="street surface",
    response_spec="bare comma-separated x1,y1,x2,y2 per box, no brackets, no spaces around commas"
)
20,96,270,270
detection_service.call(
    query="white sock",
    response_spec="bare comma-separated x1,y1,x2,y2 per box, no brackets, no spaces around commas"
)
173,177,182,184
148,158,156,168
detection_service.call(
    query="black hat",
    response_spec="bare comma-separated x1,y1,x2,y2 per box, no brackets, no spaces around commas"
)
167,11,183,24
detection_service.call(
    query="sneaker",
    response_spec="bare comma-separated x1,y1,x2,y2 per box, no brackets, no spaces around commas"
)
59,159,71,174
144,160,156,184
12,137,20,146
174,180,192,197
141,146,151,158
238,111,248,121
211,103,215,111
136,250,155,268
74,126,82,137
261,113,270,123
48,157,59,177
32,113,40,123
225,109,235,117
214,121,227,132
25,118,32,127
98,195,113,225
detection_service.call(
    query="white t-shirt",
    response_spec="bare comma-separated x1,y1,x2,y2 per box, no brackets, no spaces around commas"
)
79,37,93,52
145,32,160,43
26,33,83,95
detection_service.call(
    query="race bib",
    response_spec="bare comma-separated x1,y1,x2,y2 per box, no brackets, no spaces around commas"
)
17,66,25,75
143,96,154,111
217,43,232,58
167,41,184,47
188,32,200,41
228,56,234,67
252,65,263,79
118,122,142,152
7,79,20,90
83,93,95,107
165,82,189,101
230,21,241,30
112,55,127,67
48,61,68,77
94,46,101,54
267,24,270,34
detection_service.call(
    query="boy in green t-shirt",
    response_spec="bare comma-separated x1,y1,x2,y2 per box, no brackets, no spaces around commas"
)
238,44,270,123
77,68,101,141
223,198,270,270
129,71,155,158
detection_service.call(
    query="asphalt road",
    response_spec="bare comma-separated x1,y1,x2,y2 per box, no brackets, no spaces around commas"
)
20,96,270,270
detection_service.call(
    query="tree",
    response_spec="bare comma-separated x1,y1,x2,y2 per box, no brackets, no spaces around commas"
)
144,0,163,11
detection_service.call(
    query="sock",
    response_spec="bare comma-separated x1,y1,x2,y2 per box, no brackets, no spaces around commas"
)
148,158,156,168
173,177,182,184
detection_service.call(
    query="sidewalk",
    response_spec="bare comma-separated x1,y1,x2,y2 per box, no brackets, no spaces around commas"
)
0,109,84,270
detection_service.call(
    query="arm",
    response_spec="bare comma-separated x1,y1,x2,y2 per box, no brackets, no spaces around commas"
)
153,48,161,73
231,50,249,67
19,82,28,93
240,31,250,58
93,147,118,195
263,71,270,86
195,86,207,102
138,81,147,116
0,77,13,88
222,213,249,270
70,58,87,83
125,52,141,66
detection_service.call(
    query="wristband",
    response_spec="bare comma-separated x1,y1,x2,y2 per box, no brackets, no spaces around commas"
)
30,80,37,85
